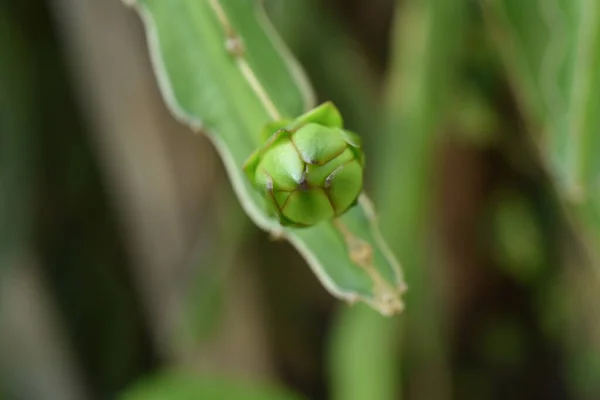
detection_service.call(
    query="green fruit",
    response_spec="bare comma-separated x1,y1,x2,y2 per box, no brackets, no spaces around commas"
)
243,102,364,227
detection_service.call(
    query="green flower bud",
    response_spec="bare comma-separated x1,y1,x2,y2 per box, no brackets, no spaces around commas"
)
244,103,364,228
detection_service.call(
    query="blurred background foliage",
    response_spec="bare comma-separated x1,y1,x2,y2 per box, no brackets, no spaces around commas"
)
1,0,600,399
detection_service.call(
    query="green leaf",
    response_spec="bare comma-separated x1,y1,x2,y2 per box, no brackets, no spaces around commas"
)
125,0,406,315
373,0,468,396
119,371,305,400
328,304,401,400
489,190,545,284
484,1,600,396
484,0,600,268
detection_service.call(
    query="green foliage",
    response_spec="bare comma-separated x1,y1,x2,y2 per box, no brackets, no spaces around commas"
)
484,4,600,396
127,0,406,315
374,0,469,396
14,0,599,397
485,0,600,266
489,190,545,284
328,304,401,400
119,371,305,400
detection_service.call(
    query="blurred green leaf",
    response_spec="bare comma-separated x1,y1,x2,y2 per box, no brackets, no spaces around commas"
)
483,4,600,396
374,0,468,396
126,0,406,314
450,85,499,147
328,304,401,400
489,190,545,284
484,0,600,269
119,371,305,400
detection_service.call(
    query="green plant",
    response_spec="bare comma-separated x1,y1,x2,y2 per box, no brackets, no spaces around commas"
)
484,0,600,271
243,102,364,227
124,0,406,315
119,372,306,400
483,1,600,397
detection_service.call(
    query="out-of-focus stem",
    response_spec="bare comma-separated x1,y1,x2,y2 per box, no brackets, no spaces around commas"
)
375,0,468,398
